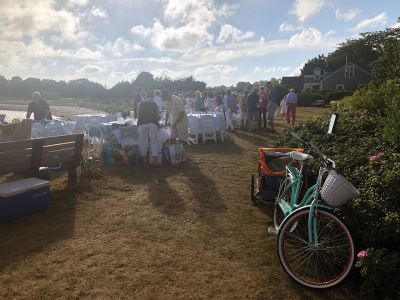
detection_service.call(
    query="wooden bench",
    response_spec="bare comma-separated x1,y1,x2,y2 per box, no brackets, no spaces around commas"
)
0,134,84,183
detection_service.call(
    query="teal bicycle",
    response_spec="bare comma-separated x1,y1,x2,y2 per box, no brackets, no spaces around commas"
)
272,132,359,289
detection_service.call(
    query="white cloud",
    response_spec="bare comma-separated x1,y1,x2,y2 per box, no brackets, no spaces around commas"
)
351,12,388,32
217,24,255,43
193,64,238,75
335,8,361,21
290,0,326,22
73,47,104,60
254,66,292,73
289,27,324,46
193,64,238,86
101,38,144,57
0,0,87,42
77,64,106,75
130,0,239,51
90,6,109,20
67,0,89,7
279,22,303,32
150,68,186,78
131,20,214,51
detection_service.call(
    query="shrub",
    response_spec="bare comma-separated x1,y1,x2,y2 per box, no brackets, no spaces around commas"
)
325,90,354,104
276,110,400,298
297,92,324,107
340,80,400,145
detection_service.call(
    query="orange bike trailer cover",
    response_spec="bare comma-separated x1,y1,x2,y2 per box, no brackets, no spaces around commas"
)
258,148,304,177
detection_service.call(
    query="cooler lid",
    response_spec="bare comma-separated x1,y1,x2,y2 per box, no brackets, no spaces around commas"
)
0,178,49,197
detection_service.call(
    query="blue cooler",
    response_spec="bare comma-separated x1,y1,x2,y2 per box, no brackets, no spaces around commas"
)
0,178,50,222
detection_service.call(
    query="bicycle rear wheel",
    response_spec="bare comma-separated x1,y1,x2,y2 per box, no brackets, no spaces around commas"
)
277,207,354,289
273,177,291,229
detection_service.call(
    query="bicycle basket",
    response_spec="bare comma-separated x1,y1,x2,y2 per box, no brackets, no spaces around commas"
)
320,171,360,207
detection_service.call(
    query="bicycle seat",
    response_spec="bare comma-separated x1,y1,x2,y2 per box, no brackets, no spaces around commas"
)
263,151,290,158
289,151,314,165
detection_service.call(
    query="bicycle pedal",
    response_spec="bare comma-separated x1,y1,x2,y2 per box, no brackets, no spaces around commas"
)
267,226,278,235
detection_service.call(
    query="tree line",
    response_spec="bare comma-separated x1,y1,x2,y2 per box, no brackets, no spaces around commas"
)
0,72,206,100
300,18,400,80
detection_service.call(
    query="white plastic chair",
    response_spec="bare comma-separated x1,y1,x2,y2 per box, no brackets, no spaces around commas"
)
200,115,217,144
216,114,226,142
187,116,200,145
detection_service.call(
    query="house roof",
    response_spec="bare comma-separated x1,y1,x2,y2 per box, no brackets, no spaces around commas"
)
320,62,378,83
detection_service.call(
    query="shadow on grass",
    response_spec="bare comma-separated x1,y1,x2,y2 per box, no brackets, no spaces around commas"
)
233,130,278,147
186,136,243,155
0,185,77,270
106,158,226,222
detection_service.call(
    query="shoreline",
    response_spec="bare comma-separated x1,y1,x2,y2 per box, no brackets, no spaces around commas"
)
0,104,107,118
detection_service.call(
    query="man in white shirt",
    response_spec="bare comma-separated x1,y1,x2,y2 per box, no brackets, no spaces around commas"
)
285,88,298,124
162,90,188,142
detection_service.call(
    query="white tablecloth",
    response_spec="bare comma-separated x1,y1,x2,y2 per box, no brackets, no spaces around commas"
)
72,114,118,133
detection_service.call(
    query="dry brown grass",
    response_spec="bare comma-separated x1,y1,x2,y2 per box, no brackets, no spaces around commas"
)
0,107,356,299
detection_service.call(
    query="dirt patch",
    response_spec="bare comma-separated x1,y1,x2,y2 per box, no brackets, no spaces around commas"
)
0,108,355,299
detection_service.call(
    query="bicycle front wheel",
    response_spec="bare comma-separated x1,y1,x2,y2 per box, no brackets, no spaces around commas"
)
277,207,354,289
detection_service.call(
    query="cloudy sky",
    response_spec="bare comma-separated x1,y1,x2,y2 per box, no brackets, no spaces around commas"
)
0,0,399,87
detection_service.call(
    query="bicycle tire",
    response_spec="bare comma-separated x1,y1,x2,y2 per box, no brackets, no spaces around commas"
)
277,206,354,289
273,176,291,229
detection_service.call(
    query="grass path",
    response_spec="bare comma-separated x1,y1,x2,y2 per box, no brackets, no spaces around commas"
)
0,108,354,299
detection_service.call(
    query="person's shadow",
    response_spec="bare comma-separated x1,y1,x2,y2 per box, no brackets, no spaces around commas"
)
108,157,226,224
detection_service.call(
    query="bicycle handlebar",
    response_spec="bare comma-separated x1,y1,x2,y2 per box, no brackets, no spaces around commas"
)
290,131,336,169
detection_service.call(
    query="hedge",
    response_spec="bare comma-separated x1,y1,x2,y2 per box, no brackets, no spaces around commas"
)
276,79,400,298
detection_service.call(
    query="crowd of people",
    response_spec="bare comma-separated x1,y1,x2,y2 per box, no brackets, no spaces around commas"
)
132,84,298,166
20,85,298,167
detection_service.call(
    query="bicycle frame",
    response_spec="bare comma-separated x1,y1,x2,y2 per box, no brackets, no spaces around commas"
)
278,162,332,246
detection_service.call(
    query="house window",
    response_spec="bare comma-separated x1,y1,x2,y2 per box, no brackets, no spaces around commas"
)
345,65,354,78
336,84,345,90
314,67,321,81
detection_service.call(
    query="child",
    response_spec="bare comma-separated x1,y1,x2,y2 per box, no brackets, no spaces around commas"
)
280,96,287,120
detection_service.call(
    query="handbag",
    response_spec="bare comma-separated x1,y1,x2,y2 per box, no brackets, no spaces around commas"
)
163,142,185,166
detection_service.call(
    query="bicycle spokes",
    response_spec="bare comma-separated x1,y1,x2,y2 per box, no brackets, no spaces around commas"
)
278,209,354,288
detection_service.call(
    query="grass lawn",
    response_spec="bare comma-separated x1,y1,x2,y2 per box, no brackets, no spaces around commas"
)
0,107,356,299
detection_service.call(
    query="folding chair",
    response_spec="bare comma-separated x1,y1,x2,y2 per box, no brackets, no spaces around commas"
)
187,115,199,145
200,115,217,144
216,114,226,142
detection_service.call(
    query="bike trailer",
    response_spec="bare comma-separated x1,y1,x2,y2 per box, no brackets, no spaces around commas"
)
256,147,304,201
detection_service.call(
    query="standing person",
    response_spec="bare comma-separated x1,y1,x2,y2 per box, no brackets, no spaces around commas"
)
153,89,163,114
257,86,268,128
266,81,278,132
215,93,224,113
162,90,188,143
223,89,236,132
247,85,259,131
203,91,213,112
285,88,298,124
137,98,160,167
132,87,144,119
280,95,287,120
26,91,52,120
239,91,249,129
193,91,204,111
